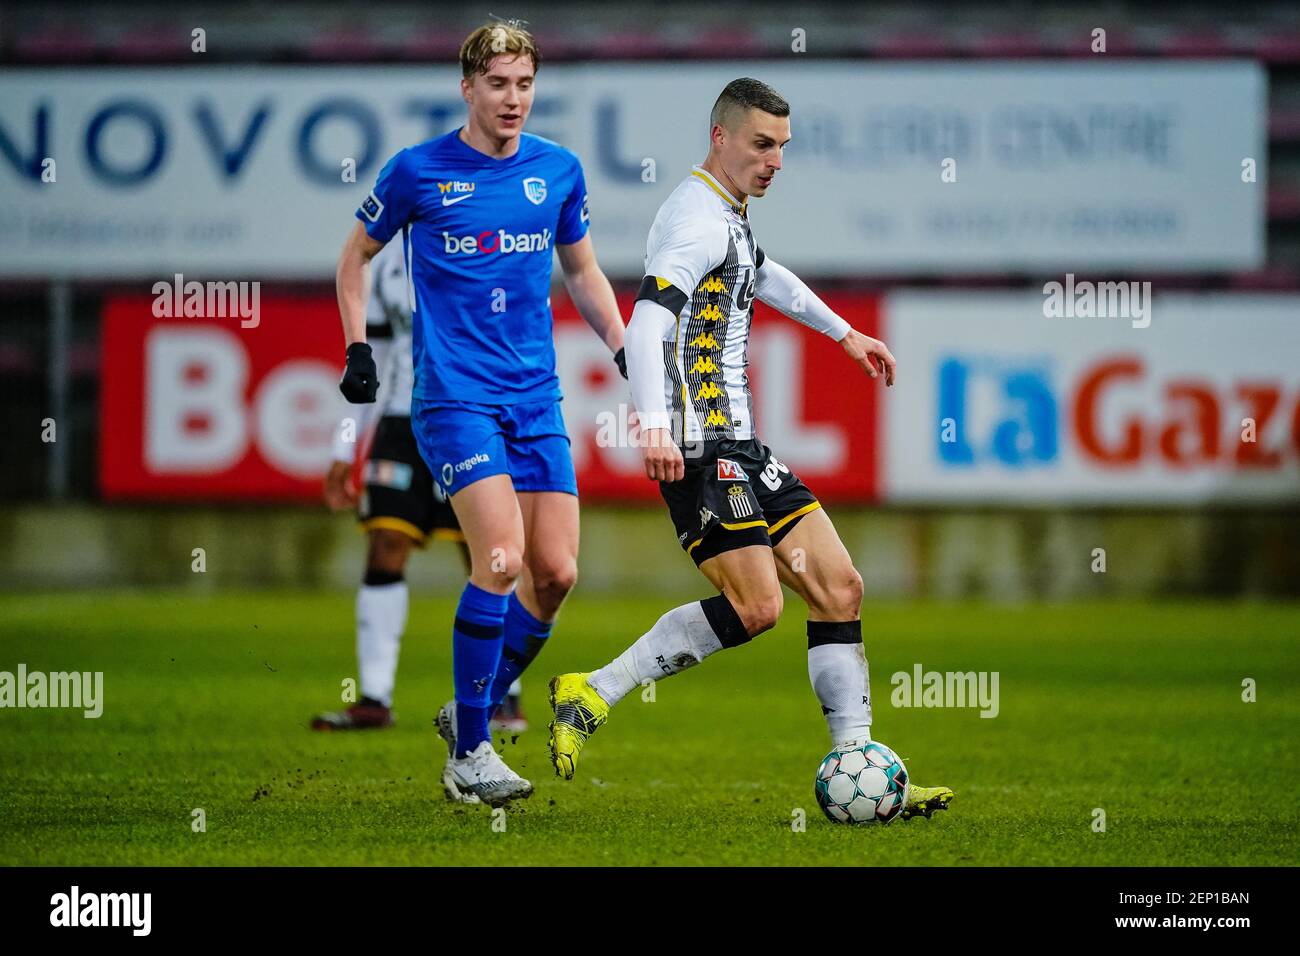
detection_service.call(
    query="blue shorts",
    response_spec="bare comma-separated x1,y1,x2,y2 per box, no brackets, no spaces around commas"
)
411,398,578,498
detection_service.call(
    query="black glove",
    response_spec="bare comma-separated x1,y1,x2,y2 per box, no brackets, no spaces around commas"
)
339,342,379,403
613,347,628,380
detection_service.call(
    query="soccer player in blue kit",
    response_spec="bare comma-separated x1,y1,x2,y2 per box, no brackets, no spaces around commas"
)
335,21,626,806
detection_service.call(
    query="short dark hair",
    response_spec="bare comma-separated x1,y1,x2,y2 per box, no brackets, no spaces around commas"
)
710,78,789,131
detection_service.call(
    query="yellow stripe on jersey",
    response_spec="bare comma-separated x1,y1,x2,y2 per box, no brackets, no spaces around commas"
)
690,169,747,213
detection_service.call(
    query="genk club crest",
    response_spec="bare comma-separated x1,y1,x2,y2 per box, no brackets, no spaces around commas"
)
522,177,547,205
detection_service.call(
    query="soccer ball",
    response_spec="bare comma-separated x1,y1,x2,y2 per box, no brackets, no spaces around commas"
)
815,741,909,824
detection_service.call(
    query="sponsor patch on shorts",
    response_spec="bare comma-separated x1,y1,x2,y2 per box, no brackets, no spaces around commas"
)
364,459,414,491
717,458,747,481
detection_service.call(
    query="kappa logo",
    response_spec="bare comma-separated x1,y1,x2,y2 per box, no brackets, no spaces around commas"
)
522,176,547,205
359,191,384,222
717,458,747,481
727,483,754,519
699,506,716,528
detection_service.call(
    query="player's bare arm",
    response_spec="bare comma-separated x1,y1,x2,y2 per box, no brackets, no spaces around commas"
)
336,222,386,402
323,460,357,511
336,222,384,346
557,234,626,356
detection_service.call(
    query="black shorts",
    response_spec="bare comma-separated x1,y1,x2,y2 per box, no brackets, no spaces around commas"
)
660,437,821,566
358,416,463,547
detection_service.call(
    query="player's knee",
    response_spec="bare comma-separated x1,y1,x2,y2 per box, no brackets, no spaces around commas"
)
367,529,413,574
476,546,524,587
737,591,783,637
809,565,863,620
832,567,864,617
531,559,577,609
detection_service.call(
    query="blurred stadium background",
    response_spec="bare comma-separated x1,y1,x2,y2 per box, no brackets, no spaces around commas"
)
2,0,1298,600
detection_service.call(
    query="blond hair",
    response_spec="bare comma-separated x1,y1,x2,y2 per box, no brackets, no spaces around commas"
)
459,21,540,78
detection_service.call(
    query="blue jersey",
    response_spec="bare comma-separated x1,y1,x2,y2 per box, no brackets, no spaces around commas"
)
356,129,590,405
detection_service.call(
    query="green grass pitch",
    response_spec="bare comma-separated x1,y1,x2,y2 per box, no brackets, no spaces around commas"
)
1,592,1296,866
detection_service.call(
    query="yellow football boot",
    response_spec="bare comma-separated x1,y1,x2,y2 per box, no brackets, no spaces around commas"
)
548,673,610,780
901,783,955,820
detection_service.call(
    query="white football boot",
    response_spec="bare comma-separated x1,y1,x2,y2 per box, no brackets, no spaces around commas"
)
434,701,480,805
450,740,534,808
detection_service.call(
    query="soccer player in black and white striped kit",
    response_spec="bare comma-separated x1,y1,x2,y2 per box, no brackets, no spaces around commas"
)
548,79,953,819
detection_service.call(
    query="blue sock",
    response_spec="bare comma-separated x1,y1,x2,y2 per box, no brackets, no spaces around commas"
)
490,592,554,708
452,582,508,757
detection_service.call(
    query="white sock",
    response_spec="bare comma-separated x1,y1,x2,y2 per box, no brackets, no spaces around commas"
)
356,581,408,707
589,601,724,706
809,640,872,746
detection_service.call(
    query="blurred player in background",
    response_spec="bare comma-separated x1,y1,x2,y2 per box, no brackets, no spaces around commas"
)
548,78,953,818
336,21,626,806
312,237,528,734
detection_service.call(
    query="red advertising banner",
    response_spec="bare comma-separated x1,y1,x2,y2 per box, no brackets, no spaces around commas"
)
100,290,883,502
100,294,346,500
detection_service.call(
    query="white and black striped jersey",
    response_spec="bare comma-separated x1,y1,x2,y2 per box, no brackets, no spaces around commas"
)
367,236,415,419
638,165,765,443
